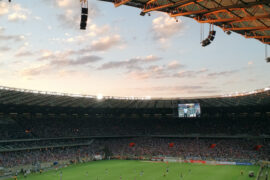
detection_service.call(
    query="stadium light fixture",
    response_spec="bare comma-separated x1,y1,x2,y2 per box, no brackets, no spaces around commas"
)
97,94,103,100
145,96,151,100
226,31,231,35
140,12,146,16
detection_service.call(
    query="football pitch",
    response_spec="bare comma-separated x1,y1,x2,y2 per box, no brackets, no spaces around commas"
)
10,160,260,180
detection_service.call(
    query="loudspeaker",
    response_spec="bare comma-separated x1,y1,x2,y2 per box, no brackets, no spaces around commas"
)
210,30,216,36
82,8,88,14
208,35,215,41
80,22,87,30
202,39,211,47
81,14,87,22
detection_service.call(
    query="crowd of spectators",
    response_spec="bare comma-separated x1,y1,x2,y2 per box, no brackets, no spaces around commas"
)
98,138,270,161
0,113,269,168
0,114,269,140
0,145,99,168
0,137,269,168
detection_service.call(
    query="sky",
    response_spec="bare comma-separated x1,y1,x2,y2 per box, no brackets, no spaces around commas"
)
0,0,269,98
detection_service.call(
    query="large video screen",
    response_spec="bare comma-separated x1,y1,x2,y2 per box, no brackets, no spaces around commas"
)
178,103,201,118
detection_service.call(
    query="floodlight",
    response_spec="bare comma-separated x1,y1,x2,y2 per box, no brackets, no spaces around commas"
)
140,12,146,16
97,94,103,100
226,31,231,35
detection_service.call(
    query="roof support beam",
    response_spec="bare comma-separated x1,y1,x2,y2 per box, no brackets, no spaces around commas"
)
143,2,174,13
196,14,270,23
223,26,270,31
114,0,131,7
170,0,270,17
245,35,270,39
142,0,205,13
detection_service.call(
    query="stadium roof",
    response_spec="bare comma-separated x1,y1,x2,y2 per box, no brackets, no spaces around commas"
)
0,86,269,110
100,0,270,45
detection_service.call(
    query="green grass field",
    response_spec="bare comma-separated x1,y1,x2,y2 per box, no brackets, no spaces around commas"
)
10,160,260,180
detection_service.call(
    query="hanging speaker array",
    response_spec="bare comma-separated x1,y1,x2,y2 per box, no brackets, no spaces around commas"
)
80,1,88,30
201,24,216,47
201,30,216,47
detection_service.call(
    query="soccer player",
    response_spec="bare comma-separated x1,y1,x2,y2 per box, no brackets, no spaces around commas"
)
166,167,169,174
180,172,183,179
60,171,63,180
241,170,243,175
86,171,88,176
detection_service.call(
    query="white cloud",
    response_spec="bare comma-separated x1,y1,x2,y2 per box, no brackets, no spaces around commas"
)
0,2,9,16
152,14,185,43
8,13,27,21
87,24,110,37
0,2,31,22
248,61,253,65
91,35,123,51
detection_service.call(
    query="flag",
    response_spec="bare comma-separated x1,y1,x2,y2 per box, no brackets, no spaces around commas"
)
255,145,262,151
210,144,217,148
129,142,135,147
169,143,174,148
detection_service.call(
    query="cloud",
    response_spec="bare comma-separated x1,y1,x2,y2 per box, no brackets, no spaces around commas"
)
21,52,102,77
98,55,161,70
133,85,219,95
0,34,25,42
167,60,185,70
21,64,51,76
43,0,100,28
173,69,208,78
126,60,186,80
50,55,102,66
152,14,185,43
0,27,25,42
0,2,9,16
248,61,253,66
8,13,27,21
0,46,11,52
207,70,238,78
91,35,123,51
15,50,34,57
87,24,110,37
0,2,30,22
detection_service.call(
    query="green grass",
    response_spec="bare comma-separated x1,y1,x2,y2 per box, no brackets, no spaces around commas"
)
11,160,259,180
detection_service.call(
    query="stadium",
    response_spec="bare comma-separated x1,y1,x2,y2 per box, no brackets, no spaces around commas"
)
0,0,270,180
0,86,269,180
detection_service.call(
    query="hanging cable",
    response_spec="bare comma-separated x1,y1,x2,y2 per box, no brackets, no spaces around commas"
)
266,44,270,63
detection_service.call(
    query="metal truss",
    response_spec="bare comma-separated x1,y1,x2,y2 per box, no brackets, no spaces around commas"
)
114,0,132,7
101,0,270,44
